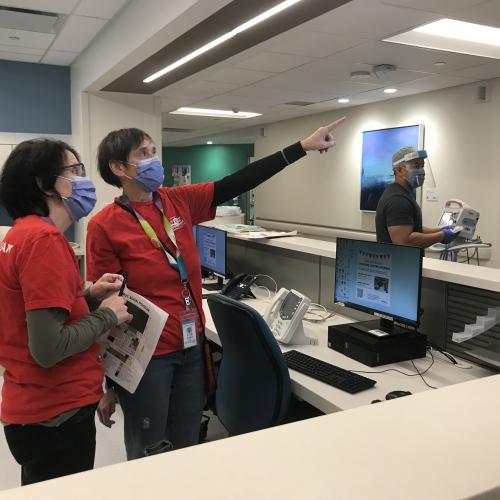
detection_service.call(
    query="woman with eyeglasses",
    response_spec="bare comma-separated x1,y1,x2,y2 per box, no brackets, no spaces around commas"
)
0,139,132,486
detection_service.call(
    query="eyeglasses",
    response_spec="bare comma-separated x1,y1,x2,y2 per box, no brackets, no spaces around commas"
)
62,162,86,177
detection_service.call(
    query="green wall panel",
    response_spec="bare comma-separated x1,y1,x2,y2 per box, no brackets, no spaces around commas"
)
162,144,254,207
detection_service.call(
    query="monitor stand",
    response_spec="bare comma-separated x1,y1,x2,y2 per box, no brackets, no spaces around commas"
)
203,276,224,291
350,317,412,337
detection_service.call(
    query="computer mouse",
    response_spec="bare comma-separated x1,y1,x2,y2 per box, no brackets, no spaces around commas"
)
385,390,412,400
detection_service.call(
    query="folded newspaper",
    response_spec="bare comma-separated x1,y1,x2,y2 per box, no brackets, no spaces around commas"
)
101,288,168,393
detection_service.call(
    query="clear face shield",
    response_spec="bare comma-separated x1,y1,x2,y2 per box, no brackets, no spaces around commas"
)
393,150,436,189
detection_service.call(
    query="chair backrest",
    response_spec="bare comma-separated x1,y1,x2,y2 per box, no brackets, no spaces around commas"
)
0,226,11,241
207,293,291,436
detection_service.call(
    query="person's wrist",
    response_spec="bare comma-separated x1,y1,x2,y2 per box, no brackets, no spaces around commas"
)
300,138,311,152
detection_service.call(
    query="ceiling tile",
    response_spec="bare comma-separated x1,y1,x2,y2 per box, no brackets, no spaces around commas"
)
41,49,78,65
0,0,79,14
74,0,128,19
381,0,487,15
450,61,500,80
452,0,500,29
204,67,274,86
331,40,493,73
300,0,439,39
234,52,313,73
256,59,432,88
0,27,55,50
0,43,44,55
267,31,366,58
0,50,40,62
183,80,240,94
50,15,107,52
401,74,478,91
188,93,285,113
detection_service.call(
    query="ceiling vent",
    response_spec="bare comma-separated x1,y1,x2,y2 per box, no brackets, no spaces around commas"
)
162,127,193,133
0,6,60,33
285,101,315,106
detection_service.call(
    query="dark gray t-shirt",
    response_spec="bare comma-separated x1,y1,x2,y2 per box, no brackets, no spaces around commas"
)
375,183,422,243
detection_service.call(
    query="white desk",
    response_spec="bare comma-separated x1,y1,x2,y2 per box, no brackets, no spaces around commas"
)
229,234,500,292
203,290,493,414
4,374,500,500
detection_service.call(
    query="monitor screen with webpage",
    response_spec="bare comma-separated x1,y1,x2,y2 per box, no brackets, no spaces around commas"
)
196,225,227,290
334,238,422,334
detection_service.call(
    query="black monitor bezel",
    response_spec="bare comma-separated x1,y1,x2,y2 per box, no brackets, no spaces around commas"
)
195,225,228,279
334,237,423,328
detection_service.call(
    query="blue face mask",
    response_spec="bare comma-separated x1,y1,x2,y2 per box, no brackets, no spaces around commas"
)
407,168,425,188
58,176,97,221
130,157,165,192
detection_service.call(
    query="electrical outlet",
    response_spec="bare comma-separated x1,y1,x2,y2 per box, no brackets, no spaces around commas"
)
426,189,439,202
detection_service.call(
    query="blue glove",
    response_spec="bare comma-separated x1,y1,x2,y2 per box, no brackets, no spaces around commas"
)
441,225,460,245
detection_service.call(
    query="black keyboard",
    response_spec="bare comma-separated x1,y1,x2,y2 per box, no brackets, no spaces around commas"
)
283,350,376,394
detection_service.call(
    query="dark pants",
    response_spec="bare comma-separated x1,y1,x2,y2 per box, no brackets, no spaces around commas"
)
4,404,97,486
115,344,205,460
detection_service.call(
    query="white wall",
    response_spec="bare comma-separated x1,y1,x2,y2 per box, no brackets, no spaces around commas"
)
74,92,162,246
254,78,500,266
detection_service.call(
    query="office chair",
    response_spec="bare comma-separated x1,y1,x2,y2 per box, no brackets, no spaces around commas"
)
207,293,291,436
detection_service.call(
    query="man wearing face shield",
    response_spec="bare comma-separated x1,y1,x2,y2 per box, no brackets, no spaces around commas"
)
375,146,459,248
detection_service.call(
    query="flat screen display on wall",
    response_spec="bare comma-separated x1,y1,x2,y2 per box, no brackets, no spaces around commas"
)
360,124,423,212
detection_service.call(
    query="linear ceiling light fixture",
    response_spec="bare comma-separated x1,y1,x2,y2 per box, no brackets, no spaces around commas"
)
384,18,500,59
143,0,303,83
170,107,262,119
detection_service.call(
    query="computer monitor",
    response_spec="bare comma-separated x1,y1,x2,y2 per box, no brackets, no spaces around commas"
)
196,225,227,290
334,238,422,334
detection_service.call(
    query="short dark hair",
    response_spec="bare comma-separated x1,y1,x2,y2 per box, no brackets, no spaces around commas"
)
0,139,80,219
97,128,153,188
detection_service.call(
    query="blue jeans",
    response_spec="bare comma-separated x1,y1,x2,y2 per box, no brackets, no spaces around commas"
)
115,344,205,460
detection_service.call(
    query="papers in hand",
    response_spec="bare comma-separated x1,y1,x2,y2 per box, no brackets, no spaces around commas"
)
101,288,168,393
233,230,298,240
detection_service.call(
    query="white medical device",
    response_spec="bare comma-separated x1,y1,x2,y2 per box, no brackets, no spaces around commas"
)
437,199,480,241
263,288,311,344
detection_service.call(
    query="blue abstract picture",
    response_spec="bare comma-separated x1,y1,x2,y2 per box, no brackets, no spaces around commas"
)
360,125,421,211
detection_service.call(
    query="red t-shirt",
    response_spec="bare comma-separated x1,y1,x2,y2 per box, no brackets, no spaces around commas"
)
86,183,216,355
0,216,103,424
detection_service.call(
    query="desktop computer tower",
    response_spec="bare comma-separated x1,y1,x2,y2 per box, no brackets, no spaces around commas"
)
328,323,427,367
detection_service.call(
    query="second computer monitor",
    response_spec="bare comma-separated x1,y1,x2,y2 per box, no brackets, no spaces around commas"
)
196,225,227,279
334,238,422,330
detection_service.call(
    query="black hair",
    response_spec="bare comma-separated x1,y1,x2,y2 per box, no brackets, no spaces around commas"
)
97,128,153,188
0,139,80,219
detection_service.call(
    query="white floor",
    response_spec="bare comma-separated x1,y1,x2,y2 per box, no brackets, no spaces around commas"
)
0,381,228,492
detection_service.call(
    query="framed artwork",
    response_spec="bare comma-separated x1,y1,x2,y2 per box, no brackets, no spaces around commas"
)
360,124,424,212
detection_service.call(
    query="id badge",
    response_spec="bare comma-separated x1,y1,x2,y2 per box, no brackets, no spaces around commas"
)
179,309,199,349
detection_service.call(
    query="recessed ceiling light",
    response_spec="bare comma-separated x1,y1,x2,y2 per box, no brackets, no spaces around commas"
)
170,107,261,119
338,98,350,103
144,0,303,83
384,88,397,94
434,61,447,66
206,141,213,144
384,18,500,59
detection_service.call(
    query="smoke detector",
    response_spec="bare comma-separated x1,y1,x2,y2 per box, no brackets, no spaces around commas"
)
372,64,397,79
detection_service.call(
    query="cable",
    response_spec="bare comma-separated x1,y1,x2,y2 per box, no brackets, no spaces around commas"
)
304,303,335,323
254,274,278,294
429,347,473,370
411,351,437,389
351,351,437,389
253,285,272,299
